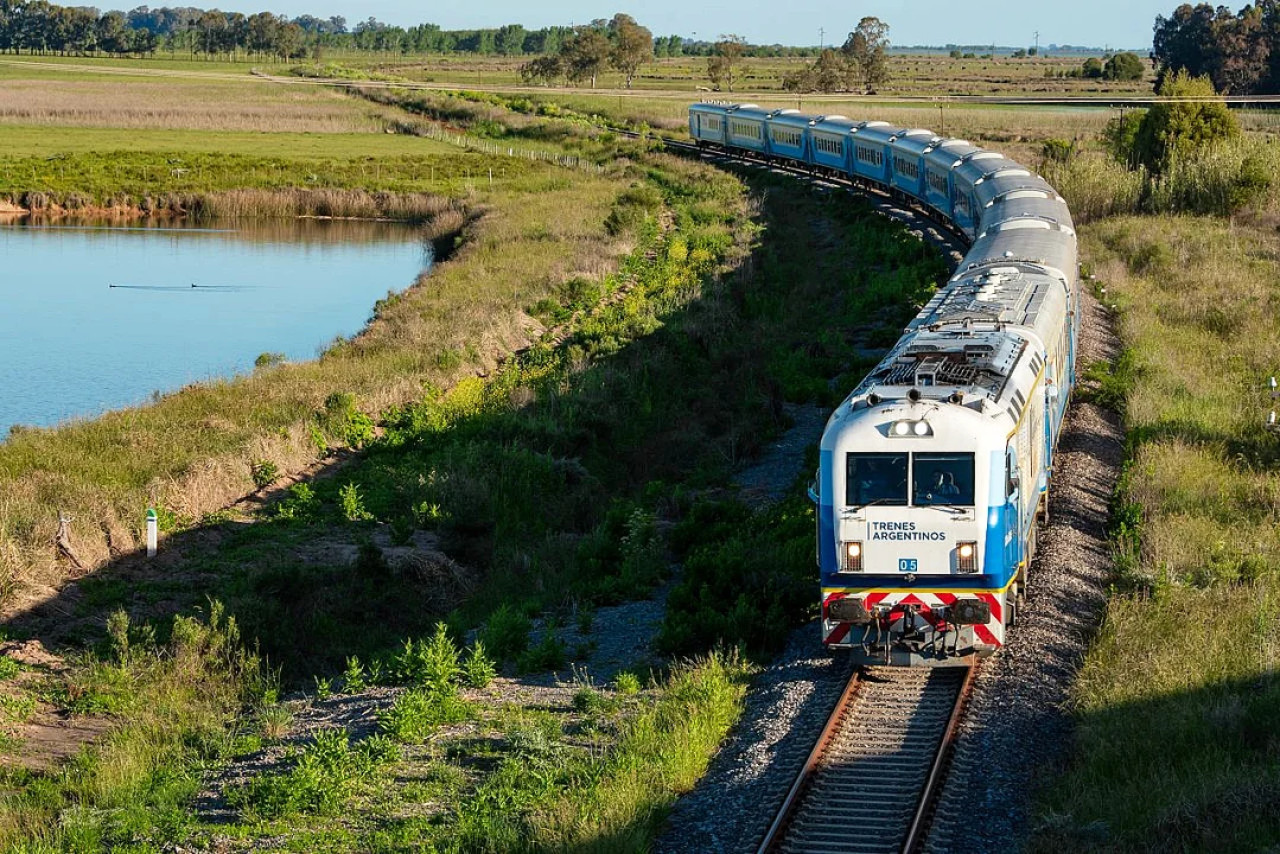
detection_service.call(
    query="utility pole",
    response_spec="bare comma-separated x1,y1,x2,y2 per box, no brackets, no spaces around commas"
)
819,27,824,49
1034,30,1039,54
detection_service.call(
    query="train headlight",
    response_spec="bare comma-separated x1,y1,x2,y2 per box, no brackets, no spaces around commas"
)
890,420,933,437
842,541,864,572
956,541,978,573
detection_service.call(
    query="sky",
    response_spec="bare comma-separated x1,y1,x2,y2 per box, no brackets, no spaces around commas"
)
228,1,1171,50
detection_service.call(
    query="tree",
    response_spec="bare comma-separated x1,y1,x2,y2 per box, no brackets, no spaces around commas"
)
495,23,526,56
95,10,128,54
1103,51,1145,80
782,48,848,92
608,13,652,88
561,26,610,87
1082,56,1104,78
707,34,745,91
841,16,890,93
520,54,563,85
1153,3,1218,85
1133,70,1239,172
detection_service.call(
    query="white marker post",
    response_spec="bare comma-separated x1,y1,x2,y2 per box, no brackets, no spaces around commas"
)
146,508,158,557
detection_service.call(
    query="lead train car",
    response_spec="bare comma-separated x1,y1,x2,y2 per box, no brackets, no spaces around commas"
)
688,102,1080,665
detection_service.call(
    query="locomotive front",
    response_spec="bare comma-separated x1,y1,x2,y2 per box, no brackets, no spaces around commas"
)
814,337,1023,666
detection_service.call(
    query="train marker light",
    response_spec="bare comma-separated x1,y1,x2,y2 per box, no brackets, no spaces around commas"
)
893,420,912,436
913,420,930,436
842,541,864,572
956,541,978,573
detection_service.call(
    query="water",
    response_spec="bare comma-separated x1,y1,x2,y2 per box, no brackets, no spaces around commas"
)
0,218,432,437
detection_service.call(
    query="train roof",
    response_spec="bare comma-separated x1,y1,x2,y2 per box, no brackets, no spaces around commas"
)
810,116,858,133
923,139,981,168
767,109,812,128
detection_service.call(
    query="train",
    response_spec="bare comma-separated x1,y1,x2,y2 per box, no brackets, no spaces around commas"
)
688,102,1080,665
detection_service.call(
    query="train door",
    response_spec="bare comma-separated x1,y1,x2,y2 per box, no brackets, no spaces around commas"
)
1004,444,1022,571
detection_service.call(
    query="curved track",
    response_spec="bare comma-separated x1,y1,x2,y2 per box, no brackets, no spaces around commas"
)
757,666,975,854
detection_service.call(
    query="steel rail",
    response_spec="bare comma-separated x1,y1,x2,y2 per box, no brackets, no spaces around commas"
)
901,663,978,853
755,670,864,854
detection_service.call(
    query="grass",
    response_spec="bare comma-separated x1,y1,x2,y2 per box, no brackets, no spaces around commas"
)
1031,215,1280,850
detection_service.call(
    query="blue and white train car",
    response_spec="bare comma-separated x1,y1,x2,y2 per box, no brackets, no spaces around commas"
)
765,109,810,163
688,102,741,146
724,105,772,154
849,122,896,186
922,139,980,221
809,116,858,174
888,129,939,199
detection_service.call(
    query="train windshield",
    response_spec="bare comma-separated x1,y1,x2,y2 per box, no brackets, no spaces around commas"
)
845,453,908,506
912,453,976,506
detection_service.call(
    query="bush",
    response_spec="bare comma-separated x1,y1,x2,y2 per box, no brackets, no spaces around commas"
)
1132,70,1238,174
462,641,497,688
518,622,567,673
481,604,532,664
320,392,376,449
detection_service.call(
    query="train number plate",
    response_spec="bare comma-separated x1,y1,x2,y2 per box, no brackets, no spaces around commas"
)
898,558,918,573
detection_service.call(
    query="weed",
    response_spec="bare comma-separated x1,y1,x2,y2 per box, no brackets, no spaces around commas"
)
518,622,567,674
250,459,279,489
342,656,367,694
231,727,395,819
480,604,531,664
614,671,642,695
377,688,472,743
462,641,497,689
257,703,293,740
340,482,373,522
274,482,319,521
313,676,333,700
0,656,20,681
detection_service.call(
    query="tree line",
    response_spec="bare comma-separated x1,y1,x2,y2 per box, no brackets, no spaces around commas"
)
0,1,845,61
1153,1,1280,94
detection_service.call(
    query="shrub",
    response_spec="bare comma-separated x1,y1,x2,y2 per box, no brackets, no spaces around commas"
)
1132,70,1238,174
230,728,395,819
392,624,461,690
481,604,532,664
320,392,376,449
342,656,367,693
253,352,285,369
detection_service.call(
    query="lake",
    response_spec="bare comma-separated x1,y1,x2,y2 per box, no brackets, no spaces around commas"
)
0,218,432,437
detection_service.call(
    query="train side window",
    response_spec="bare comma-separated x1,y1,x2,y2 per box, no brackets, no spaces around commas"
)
1006,448,1020,497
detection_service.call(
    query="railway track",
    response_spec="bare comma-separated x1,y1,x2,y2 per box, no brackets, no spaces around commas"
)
757,665,976,854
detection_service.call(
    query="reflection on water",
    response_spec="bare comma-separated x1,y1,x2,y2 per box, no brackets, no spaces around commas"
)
0,217,432,437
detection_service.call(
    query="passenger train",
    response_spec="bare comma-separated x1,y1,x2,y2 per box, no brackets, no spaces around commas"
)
689,102,1080,665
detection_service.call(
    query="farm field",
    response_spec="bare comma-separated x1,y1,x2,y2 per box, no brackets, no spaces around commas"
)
0,51,1275,851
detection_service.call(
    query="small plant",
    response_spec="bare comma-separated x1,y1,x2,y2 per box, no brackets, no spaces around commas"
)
518,621,567,674
480,604,531,664
0,656,20,681
254,351,286,368
388,514,415,546
250,459,279,489
106,608,130,663
274,482,319,521
392,624,461,690
614,671,642,695
258,703,293,740
462,641,497,689
343,656,367,693
575,604,595,635
322,392,376,449
314,676,333,700
340,482,373,522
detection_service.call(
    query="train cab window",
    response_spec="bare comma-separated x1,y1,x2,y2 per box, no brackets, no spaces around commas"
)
912,453,975,506
846,453,908,507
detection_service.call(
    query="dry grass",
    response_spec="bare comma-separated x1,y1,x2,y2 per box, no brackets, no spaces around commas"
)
0,77,386,133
